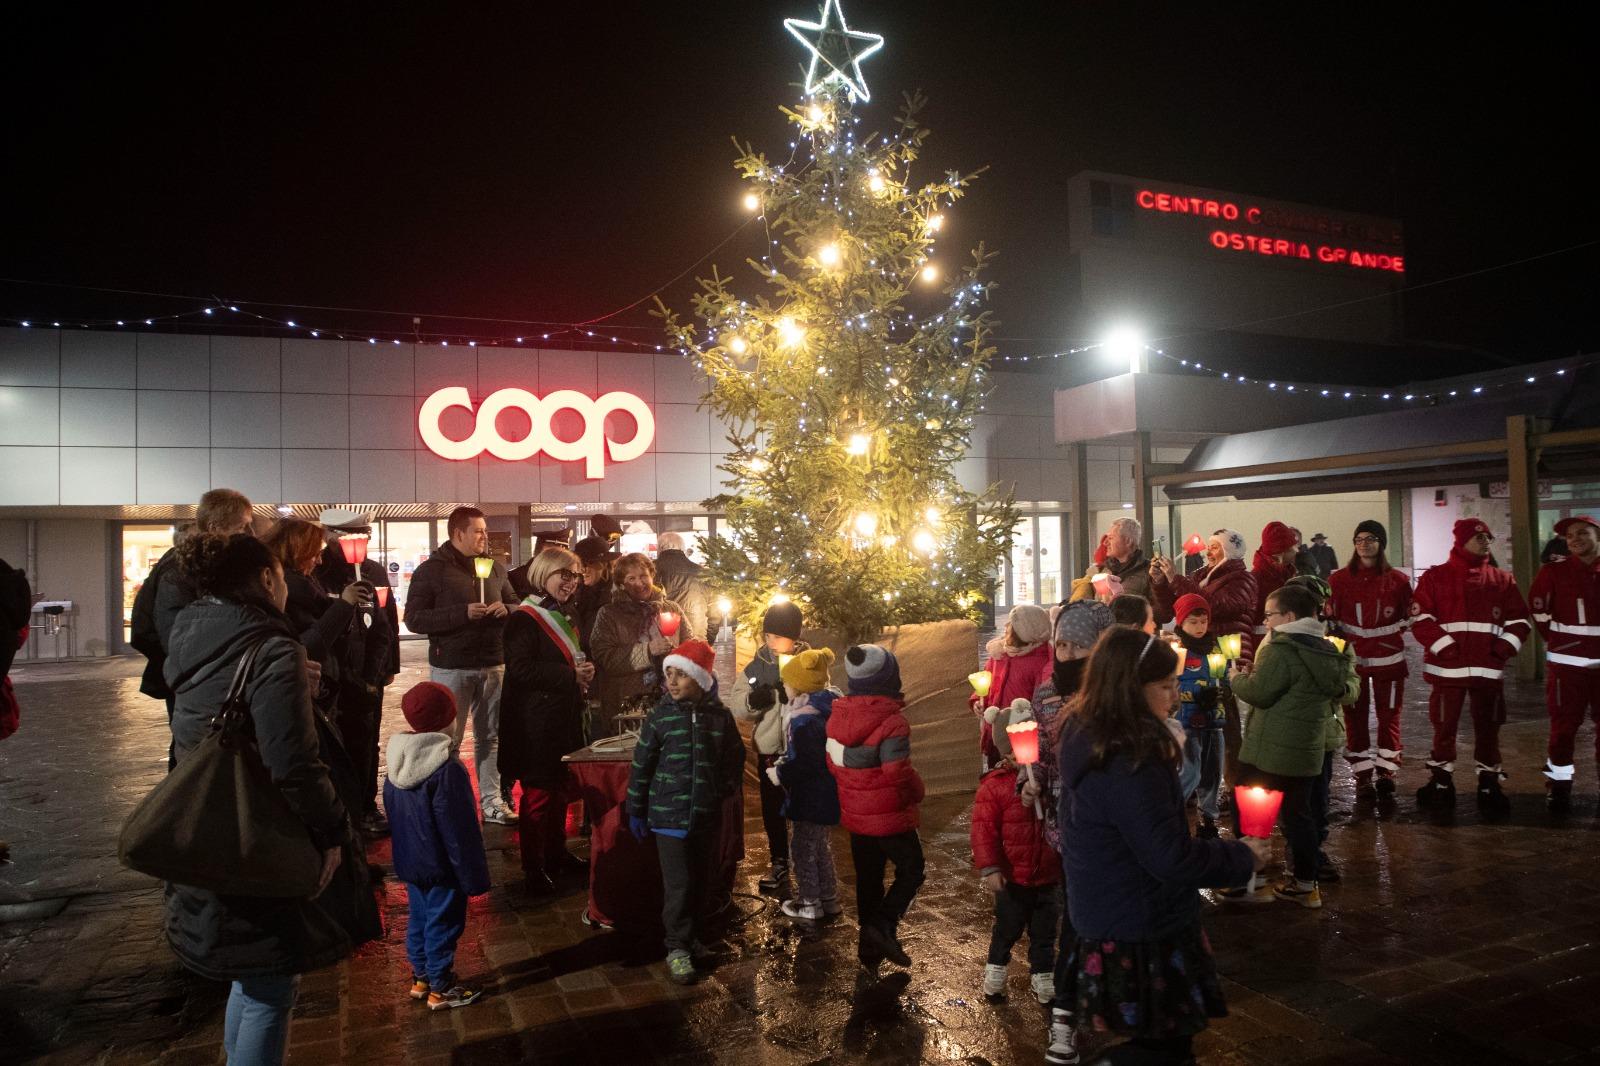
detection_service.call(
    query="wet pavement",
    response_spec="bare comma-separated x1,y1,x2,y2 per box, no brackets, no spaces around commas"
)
4,643,1600,1065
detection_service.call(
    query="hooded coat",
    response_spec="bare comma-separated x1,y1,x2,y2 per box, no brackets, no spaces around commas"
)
1152,558,1259,660
497,598,587,790
825,694,925,836
1231,618,1361,777
383,731,491,895
774,690,840,825
1058,722,1254,940
1250,552,1299,655
1412,547,1533,688
971,764,1060,887
161,597,356,980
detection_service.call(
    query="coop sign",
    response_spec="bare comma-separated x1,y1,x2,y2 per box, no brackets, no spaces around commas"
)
418,387,654,479
1134,187,1405,274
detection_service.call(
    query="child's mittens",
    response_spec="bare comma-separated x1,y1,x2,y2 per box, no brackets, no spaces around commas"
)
628,815,649,842
765,765,782,787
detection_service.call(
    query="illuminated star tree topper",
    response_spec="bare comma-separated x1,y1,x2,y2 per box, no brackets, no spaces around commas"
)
783,0,885,104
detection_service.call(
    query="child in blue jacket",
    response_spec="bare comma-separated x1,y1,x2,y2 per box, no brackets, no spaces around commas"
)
1172,594,1227,837
771,648,840,923
384,682,492,1011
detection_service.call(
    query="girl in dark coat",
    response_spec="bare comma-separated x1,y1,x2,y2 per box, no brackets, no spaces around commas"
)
498,548,595,892
1056,627,1265,1065
162,534,359,1066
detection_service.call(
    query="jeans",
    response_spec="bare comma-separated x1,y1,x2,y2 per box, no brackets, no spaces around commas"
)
988,882,1061,973
405,883,468,991
1177,734,1202,804
657,829,717,952
848,830,925,934
1233,762,1319,882
432,665,506,812
517,779,572,874
757,751,790,870
223,973,299,1066
789,820,837,904
1184,726,1225,820
1313,751,1333,846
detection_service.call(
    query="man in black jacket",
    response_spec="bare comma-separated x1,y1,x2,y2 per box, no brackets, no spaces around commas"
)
315,508,400,835
654,532,709,641
404,506,520,824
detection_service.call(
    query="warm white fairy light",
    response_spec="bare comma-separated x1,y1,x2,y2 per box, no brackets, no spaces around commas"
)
846,431,872,456
728,335,749,355
777,317,806,347
920,264,939,283
743,192,761,211
817,242,841,267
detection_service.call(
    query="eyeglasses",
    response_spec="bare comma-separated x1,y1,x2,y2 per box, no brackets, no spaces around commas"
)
1352,536,1380,546
553,569,580,583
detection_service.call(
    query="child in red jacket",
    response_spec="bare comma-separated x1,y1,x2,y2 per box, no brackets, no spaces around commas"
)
972,698,1061,1004
827,645,925,973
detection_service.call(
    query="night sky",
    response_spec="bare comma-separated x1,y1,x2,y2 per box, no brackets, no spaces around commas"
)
5,3,1595,372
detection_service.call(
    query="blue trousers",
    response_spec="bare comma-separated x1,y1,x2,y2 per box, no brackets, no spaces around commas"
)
405,883,468,991
223,973,299,1066
1184,726,1226,820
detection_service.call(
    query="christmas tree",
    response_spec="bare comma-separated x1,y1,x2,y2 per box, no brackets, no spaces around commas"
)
658,6,1016,645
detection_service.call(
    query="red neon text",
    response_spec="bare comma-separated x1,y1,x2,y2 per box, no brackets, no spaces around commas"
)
1136,188,1240,220
1209,230,1404,273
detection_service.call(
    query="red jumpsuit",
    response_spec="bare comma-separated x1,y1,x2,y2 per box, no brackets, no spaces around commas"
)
1410,547,1532,778
1529,554,1600,784
1328,564,1413,781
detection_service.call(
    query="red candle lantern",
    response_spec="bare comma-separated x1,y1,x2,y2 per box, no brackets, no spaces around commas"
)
1006,720,1040,766
338,534,369,584
657,610,681,637
1183,532,1205,555
374,586,389,609
1235,786,1284,839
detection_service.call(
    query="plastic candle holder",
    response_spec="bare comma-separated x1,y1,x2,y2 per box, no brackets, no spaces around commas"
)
1329,636,1347,653
1006,720,1040,766
374,586,389,609
473,556,493,602
1235,786,1284,838
1218,633,1243,661
968,670,993,698
338,534,369,582
657,611,681,637
1207,652,1228,679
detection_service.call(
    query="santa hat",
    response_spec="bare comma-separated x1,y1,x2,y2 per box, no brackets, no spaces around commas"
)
1214,529,1246,561
1453,518,1494,550
1555,515,1599,537
663,640,716,692
780,647,835,694
1260,521,1298,556
1008,604,1052,645
402,681,457,734
1173,593,1211,626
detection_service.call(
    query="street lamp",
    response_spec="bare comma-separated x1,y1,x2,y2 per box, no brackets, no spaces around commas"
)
1104,327,1146,374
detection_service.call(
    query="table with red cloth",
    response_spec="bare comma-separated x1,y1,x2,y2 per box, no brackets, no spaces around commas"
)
563,738,744,933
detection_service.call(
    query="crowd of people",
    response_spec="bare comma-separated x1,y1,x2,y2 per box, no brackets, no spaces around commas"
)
74,488,1598,1065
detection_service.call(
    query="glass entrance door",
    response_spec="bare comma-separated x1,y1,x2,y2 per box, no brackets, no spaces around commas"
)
121,524,176,648
377,520,443,636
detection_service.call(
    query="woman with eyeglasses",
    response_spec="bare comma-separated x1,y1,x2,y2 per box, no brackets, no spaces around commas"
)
498,548,596,894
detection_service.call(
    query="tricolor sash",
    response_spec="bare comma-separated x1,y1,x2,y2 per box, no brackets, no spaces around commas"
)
518,600,581,667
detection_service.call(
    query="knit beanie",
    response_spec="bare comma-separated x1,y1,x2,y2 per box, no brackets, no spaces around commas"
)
1008,604,1052,646
1173,593,1211,626
1054,600,1114,649
1260,521,1298,557
402,681,457,734
663,639,717,692
1453,518,1494,550
983,698,1036,760
1215,529,1246,561
780,647,835,695
1353,519,1387,551
845,644,902,698
761,601,804,641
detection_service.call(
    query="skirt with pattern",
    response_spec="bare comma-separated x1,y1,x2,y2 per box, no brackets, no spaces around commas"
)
1057,920,1228,1039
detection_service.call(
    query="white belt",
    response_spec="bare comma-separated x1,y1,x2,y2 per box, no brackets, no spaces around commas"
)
1357,651,1406,668
1547,652,1600,669
1550,620,1600,636
1424,663,1504,680
1342,621,1406,638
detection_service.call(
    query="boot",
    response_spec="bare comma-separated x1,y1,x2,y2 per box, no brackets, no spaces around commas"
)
1546,779,1573,815
1416,766,1455,807
1375,773,1397,797
1476,771,1511,819
522,862,555,896
1354,769,1376,803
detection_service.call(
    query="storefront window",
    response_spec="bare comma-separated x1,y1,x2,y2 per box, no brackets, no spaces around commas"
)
1038,515,1062,605
121,525,175,645
378,520,445,636
1009,517,1036,607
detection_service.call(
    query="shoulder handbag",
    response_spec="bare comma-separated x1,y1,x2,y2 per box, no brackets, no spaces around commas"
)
118,636,325,897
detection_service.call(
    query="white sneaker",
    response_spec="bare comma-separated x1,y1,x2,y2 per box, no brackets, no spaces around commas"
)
982,962,1008,998
1045,1007,1080,1064
1031,971,1056,1004
482,805,516,826
781,899,822,921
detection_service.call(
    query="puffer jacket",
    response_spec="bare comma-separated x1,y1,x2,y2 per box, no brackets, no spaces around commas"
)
970,637,1052,770
1231,618,1360,777
1411,547,1532,688
162,597,355,981
971,764,1060,887
729,641,810,755
1529,554,1600,673
590,590,684,724
625,688,745,833
1152,558,1259,661
1175,632,1225,731
402,543,519,669
774,691,840,825
826,694,925,836
383,731,490,895
1058,721,1254,940
497,599,586,790
1328,564,1412,679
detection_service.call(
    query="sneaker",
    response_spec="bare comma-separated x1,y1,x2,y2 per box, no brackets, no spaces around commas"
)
427,985,482,1010
1030,971,1056,1004
862,923,912,968
1316,850,1342,884
1217,876,1275,904
408,977,429,1001
482,805,517,826
667,950,696,985
982,962,1007,999
1272,876,1322,909
781,899,822,922
1046,1007,1080,1065
757,863,790,896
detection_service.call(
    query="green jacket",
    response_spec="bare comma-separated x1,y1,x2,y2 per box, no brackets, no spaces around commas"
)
1232,619,1360,777
626,689,746,833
